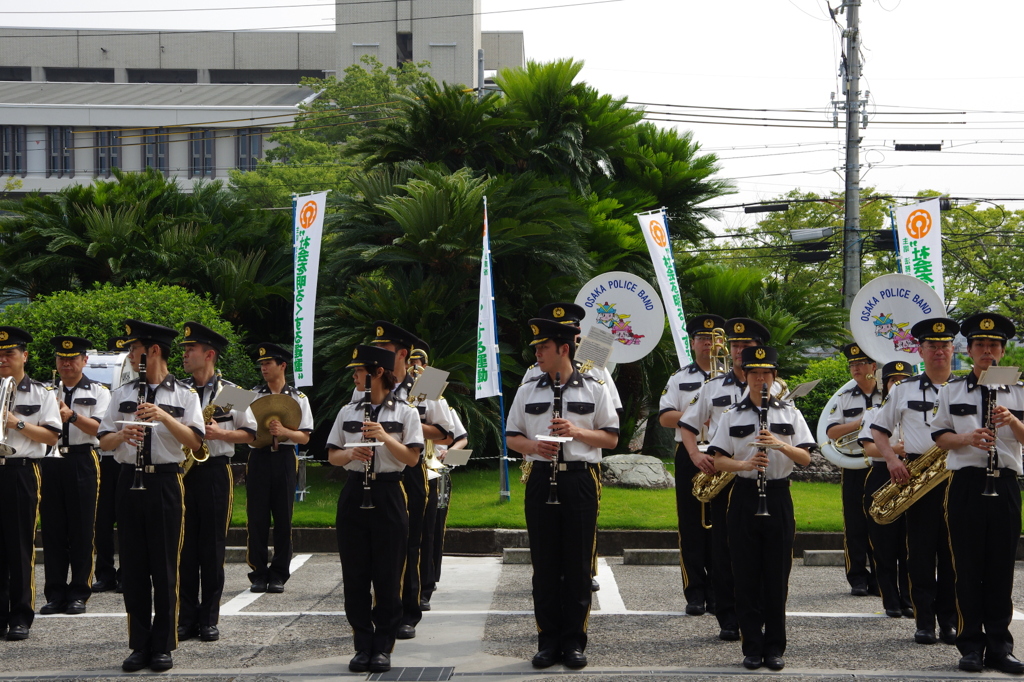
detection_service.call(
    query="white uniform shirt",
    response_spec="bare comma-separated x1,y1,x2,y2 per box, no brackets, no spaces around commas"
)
680,371,783,442
868,373,952,457
707,394,815,480
327,393,424,474
506,369,618,464
524,362,622,410
246,384,314,448
6,375,62,458
659,362,710,443
185,376,258,458
98,374,205,465
826,383,881,433
448,404,468,442
857,406,884,461
350,373,456,443
931,373,1024,474
54,374,111,448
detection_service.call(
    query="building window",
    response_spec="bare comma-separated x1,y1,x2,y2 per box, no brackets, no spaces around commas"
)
142,129,169,175
46,127,74,178
236,129,262,171
189,129,216,178
1,126,27,177
94,129,121,178
397,32,413,65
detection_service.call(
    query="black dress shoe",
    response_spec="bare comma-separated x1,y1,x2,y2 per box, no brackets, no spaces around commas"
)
986,653,1024,674
685,603,706,616
563,648,587,669
884,608,902,618
39,600,67,615
742,655,762,670
902,607,915,618
177,624,198,642
959,651,983,672
122,650,150,672
267,579,285,593
65,600,86,615
531,649,560,669
349,651,371,672
719,628,740,641
850,585,869,597
250,581,268,593
199,625,220,642
369,652,391,673
420,599,431,611
397,624,416,639
764,655,785,671
940,626,957,645
150,652,173,672
91,579,116,593
6,625,29,641
914,628,937,644
115,581,124,594
590,579,600,592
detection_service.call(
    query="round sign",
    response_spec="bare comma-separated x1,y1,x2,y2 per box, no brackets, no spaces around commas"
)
574,271,665,364
850,273,945,365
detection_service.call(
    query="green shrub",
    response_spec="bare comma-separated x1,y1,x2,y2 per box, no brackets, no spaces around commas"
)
784,355,850,429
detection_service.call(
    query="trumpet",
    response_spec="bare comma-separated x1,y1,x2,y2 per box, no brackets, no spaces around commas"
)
709,327,729,379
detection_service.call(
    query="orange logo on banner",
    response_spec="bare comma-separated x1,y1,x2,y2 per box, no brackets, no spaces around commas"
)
299,200,318,230
905,209,932,239
649,220,667,248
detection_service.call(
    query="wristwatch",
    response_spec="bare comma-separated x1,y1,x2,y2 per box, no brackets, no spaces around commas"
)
16,420,26,430
68,412,78,424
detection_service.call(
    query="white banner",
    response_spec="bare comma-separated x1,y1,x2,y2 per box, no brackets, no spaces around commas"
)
894,198,944,302
636,208,692,367
292,191,328,387
475,197,501,399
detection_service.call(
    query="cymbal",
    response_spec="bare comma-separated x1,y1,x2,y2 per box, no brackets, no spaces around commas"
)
250,394,302,449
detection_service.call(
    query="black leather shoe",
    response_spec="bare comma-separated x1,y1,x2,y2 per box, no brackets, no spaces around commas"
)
65,600,86,615
369,652,391,673
250,581,268,593
742,655,762,670
267,579,285,593
719,628,740,641
397,624,416,639
986,653,1024,674
6,625,29,641
91,579,116,593
199,625,220,642
531,649,560,669
122,650,150,672
959,651,983,672
940,626,957,645
349,651,371,673
115,581,124,594
150,652,173,672
902,607,915,618
39,601,67,615
884,608,902,618
914,629,937,644
177,624,198,642
764,655,785,671
685,603,706,616
563,648,587,669
850,585,869,597
420,599,431,611
590,579,600,592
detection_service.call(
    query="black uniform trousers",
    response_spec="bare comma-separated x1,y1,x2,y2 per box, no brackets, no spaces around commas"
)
419,476,439,601
841,466,875,591
673,444,714,610
904,475,956,632
400,459,428,627
40,447,99,605
116,464,184,654
946,467,1021,659
427,475,452,601
179,458,232,630
710,479,738,631
727,477,795,659
245,446,296,585
524,462,599,654
93,455,120,587
336,472,408,656
863,463,911,613
0,460,40,631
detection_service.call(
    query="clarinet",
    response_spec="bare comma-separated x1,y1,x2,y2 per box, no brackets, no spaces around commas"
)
755,383,770,517
982,385,1000,497
546,371,562,505
130,353,148,491
359,372,375,509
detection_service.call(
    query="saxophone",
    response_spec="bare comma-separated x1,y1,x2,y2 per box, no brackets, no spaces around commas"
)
691,328,736,509
183,402,216,475
868,444,950,524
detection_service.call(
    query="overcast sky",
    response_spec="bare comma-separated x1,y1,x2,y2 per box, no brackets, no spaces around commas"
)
5,0,1024,234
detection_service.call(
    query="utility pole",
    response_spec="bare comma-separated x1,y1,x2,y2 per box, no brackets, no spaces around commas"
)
837,0,866,314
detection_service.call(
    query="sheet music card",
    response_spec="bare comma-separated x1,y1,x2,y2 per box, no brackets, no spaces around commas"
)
577,326,614,371
409,366,450,403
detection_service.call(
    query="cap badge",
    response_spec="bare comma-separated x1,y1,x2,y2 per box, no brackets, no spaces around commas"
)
755,348,766,359
184,325,192,336
352,349,359,358
703,319,714,328
896,362,905,371
376,326,384,337
259,347,267,357
933,322,945,333
530,324,540,336
553,307,565,318
734,322,745,334
124,324,131,335
115,339,125,349
851,345,860,356
981,318,995,330
62,340,73,349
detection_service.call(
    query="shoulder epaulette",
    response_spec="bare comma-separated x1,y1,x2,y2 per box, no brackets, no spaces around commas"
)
43,383,56,391
519,375,542,387
296,391,307,399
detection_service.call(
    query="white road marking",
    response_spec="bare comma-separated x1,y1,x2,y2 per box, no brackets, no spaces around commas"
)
592,557,627,614
220,553,312,615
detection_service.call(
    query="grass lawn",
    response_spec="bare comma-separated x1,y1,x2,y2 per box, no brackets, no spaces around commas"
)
231,463,846,532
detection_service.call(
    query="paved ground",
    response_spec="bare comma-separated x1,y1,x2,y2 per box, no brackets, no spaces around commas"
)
3,554,1024,681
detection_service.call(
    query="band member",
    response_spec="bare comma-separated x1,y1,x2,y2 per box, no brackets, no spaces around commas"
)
422,403,468,609
178,323,257,643
870,318,958,646
506,318,618,670
245,343,313,594
367,322,453,640
679,317,773,642
709,346,813,672
658,313,724,616
39,335,110,617
327,344,423,674
825,343,880,596
98,320,205,672
860,360,915,619
0,327,61,642
930,313,1024,674
93,336,130,594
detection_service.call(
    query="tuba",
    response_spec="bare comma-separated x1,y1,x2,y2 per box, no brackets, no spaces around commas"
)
817,379,870,470
868,445,949,524
0,376,17,457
